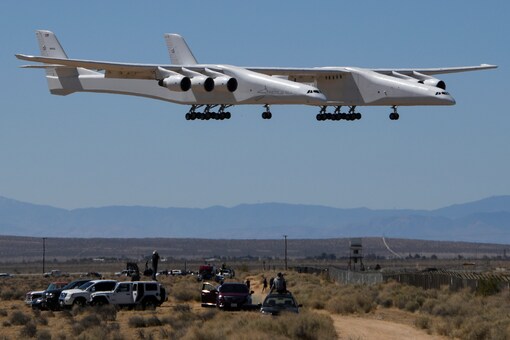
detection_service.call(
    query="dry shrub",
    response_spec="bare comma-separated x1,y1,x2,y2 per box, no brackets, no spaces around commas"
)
20,321,37,338
146,316,162,327
37,330,52,340
92,304,117,322
129,315,147,328
181,309,336,340
0,309,7,317
10,310,31,325
169,277,200,302
325,285,375,315
414,316,430,330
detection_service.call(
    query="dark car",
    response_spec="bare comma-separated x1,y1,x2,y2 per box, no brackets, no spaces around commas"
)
201,282,254,310
32,279,91,310
260,292,301,315
26,282,68,306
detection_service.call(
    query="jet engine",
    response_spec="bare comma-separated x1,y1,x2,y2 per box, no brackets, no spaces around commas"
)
213,77,238,92
191,76,215,92
420,78,446,90
158,75,191,92
412,72,446,89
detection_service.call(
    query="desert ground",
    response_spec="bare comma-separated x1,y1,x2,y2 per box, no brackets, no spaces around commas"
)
1,266,509,339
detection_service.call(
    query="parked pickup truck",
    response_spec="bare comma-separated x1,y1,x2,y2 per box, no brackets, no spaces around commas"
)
89,281,166,309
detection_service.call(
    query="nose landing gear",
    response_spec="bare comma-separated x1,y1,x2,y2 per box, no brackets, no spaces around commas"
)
262,104,272,119
389,106,400,120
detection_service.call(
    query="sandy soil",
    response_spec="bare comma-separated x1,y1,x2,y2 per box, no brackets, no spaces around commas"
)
331,314,445,340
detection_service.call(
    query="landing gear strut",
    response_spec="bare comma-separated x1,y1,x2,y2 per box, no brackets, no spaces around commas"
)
389,106,400,120
185,105,232,121
316,106,362,121
262,104,272,119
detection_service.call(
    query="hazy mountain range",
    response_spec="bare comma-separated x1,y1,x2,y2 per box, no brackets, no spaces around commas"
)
0,195,509,243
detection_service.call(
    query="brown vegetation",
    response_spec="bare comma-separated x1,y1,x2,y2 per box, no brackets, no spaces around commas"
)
1,270,509,339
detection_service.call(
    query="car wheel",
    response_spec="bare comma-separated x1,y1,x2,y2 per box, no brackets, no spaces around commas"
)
73,298,86,307
142,298,157,310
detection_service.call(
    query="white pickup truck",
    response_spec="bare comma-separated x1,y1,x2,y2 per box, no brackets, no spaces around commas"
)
89,281,166,309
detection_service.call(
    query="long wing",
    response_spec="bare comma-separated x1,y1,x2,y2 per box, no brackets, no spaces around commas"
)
372,64,497,76
248,64,497,78
15,54,210,79
16,53,496,82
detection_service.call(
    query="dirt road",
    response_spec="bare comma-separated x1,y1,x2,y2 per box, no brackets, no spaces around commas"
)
330,310,446,340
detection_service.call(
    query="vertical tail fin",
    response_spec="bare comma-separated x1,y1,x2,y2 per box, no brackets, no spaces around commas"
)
36,30,68,59
164,33,198,65
33,30,95,95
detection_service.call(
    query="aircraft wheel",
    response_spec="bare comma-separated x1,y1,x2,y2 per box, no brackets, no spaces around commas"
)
185,113,191,120
389,113,395,120
267,112,272,119
355,113,362,120
225,112,231,119
190,113,196,120
395,113,400,120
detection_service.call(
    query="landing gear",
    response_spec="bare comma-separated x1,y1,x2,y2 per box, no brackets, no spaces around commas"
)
316,106,362,121
262,104,272,119
389,106,400,120
185,105,232,121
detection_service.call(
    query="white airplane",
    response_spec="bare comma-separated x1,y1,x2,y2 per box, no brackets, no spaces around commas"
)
16,30,496,121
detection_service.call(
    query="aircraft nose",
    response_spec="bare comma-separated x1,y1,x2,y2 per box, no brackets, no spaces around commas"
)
306,92,327,104
446,95,456,105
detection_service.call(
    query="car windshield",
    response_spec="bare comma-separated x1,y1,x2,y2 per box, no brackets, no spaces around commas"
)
62,280,88,290
78,281,94,290
219,284,248,294
263,296,296,307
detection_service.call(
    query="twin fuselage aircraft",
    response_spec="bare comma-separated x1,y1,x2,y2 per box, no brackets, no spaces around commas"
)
16,30,496,122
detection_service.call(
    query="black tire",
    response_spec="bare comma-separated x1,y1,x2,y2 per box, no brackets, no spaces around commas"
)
225,112,231,119
142,298,157,310
73,298,86,307
91,297,108,307
185,113,191,120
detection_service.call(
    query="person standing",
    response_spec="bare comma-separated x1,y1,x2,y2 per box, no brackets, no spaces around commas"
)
262,277,268,293
271,272,286,294
152,250,160,280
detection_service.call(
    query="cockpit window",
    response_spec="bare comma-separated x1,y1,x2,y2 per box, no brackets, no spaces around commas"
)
435,91,450,95
307,89,322,94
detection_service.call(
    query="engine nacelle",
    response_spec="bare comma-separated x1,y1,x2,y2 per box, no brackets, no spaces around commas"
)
191,76,215,92
422,78,446,90
412,72,446,90
158,75,191,92
213,77,238,92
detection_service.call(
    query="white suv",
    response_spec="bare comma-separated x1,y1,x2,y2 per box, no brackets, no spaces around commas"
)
90,281,166,309
59,280,117,308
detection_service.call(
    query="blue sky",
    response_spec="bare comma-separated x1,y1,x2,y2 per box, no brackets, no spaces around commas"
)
1,1,508,211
